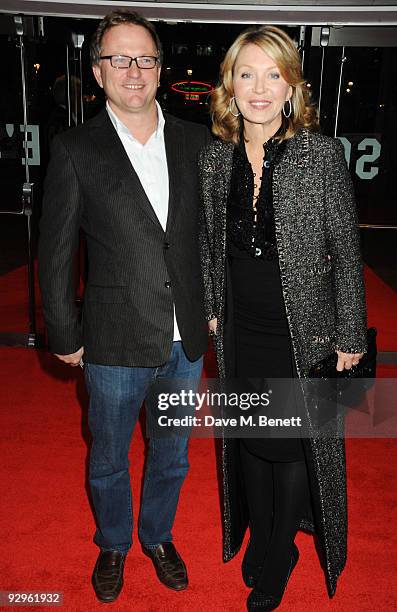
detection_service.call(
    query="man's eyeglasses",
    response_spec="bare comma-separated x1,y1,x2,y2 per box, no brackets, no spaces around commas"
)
100,55,159,69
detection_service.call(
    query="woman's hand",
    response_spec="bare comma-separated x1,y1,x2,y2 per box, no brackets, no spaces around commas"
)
336,351,364,372
208,318,217,337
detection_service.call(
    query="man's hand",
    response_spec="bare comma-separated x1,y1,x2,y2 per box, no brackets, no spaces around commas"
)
54,346,84,367
336,351,364,372
208,318,217,336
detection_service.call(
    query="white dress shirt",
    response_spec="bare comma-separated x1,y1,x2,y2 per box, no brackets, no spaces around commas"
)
106,101,181,341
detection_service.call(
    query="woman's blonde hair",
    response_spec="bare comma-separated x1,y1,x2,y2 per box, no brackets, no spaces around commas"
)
211,25,319,144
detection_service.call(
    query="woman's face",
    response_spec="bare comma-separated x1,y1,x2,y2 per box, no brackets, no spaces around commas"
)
232,43,292,131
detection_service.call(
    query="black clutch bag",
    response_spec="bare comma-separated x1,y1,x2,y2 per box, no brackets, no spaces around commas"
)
307,328,377,413
308,327,377,380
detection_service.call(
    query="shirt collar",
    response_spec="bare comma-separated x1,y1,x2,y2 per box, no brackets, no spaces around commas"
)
106,100,165,142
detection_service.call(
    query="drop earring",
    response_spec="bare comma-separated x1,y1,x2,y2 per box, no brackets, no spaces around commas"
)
283,99,292,118
228,96,241,117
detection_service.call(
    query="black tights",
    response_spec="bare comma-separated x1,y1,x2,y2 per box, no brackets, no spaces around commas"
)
240,441,309,595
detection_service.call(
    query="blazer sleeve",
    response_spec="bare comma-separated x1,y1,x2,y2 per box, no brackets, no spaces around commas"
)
324,138,368,354
198,145,218,321
38,135,83,354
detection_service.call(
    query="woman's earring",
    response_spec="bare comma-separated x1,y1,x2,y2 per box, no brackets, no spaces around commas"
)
228,96,241,117
283,99,292,118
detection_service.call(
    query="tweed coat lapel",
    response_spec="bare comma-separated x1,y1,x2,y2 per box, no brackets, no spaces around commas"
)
212,140,233,217
88,108,163,230
218,141,234,185
277,128,310,167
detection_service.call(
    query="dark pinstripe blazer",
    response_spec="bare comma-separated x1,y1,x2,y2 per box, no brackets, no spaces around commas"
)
38,108,211,366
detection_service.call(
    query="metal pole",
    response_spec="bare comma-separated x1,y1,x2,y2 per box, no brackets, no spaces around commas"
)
334,46,346,138
299,25,306,71
318,46,325,115
78,46,84,124
318,26,331,120
19,24,37,344
359,224,397,230
66,43,71,127
19,36,29,185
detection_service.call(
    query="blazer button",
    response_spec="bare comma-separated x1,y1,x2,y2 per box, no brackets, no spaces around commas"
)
164,242,170,250
164,281,171,288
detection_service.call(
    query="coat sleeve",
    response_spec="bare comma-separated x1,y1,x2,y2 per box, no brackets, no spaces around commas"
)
198,146,218,321
38,135,83,354
324,138,368,354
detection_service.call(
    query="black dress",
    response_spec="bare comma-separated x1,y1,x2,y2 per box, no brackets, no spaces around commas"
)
227,135,304,462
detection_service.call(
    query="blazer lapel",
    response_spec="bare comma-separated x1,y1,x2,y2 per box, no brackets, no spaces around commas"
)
164,116,184,235
88,109,163,229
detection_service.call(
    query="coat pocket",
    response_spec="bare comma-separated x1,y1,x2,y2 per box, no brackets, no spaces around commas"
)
85,285,126,303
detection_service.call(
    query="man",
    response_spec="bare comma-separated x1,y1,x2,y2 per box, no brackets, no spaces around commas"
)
39,10,211,603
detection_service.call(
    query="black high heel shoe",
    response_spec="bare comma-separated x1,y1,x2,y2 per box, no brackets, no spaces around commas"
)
246,543,299,611
242,561,263,588
241,539,263,588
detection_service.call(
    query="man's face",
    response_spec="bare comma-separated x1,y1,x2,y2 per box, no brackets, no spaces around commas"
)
92,23,161,118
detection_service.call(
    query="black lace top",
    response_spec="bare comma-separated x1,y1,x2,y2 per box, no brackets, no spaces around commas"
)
227,133,287,260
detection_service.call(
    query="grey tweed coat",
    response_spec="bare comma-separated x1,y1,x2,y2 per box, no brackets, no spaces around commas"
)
198,128,367,597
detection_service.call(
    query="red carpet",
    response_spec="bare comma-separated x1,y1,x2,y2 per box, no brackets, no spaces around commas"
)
0,264,43,334
364,266,397,351
1,264,397,610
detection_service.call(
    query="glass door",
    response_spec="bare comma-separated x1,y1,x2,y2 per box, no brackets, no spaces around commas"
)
0,15,38,346
306,27,397,361
0,14,86,346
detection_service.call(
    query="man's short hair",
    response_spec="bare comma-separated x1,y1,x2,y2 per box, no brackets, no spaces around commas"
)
90,10,163,66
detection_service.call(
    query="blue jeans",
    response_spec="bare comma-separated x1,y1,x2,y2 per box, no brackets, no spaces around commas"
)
85,342,203,554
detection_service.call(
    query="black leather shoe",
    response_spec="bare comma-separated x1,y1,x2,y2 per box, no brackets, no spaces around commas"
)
247,543,299,611
142,542,188,591
92,550,126,603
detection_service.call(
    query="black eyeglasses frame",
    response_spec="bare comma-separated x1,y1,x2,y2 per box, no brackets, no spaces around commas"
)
99,55,159,69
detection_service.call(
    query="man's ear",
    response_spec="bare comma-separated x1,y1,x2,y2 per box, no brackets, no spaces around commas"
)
92,64,103,88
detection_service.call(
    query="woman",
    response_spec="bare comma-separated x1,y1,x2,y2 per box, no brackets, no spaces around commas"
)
199,26,367,611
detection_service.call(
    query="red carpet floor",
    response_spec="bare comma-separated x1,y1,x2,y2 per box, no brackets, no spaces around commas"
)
1,264,397,610
364,266,397,351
